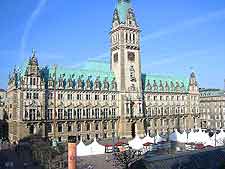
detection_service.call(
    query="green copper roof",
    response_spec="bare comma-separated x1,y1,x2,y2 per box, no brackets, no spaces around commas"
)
117,0,131,23
200,88,225,97
49,60,115,83
142,74,190,93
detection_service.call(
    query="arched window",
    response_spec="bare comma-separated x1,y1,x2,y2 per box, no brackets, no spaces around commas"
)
30,78,33,85
33,78,36,85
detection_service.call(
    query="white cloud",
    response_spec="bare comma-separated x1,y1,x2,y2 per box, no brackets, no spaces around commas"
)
20,0,48,59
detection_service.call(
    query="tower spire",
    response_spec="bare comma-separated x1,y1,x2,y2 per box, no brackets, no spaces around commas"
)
116,0,131,23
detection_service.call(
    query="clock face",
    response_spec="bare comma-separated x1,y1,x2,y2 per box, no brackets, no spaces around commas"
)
128,52,135,61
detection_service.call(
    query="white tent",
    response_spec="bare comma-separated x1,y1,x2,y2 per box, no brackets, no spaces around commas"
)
77,139,90,156
142,135,154,144
169,129,187,143
128,135,143,150
216,130,225,146
187,129,213,146
180,130,188,143
155,133,166,143
205,135,216,147
87,138,105,155
187,129,198,143
195,130,210,144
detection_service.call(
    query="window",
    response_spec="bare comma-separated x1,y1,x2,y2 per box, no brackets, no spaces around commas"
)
95,123,99,130
160,96,163,101
58,123,63,133
67,94,72,100
58,109,63,120
86,109,90,119
87,134,90,140
33,93,39,99
48,93,53,100
58,94,63,100
29,109,36,120
47,109,52,120
112,108,116,117
68,109,72,119
114,53,118,63
128,52,135,61
86,94,91,100
77,94,82,100
26,93,32,99
95,108,100,118
166,96,169,101
154,96,157,101
103,121,107,130
86,123,90,131
30,78,33,85
47,123,52,133
77,109,81,119
77,123,81,132
68,123,72,132
103,95,108,101
103,108,108,118
33,78,36,85
112,95,116,100
95,95,99,100
83,110,85,117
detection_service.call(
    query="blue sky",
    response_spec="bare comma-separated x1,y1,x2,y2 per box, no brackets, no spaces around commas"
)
0,0,225,89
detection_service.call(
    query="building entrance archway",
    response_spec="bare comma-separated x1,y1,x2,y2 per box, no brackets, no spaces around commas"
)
131,123,136,138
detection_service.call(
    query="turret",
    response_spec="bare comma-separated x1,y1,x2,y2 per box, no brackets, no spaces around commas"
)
189,72,199,94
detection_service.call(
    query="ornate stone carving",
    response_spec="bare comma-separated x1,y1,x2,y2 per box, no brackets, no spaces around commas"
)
67,77,73,88
146,80,151,91
170,81,174,91
94,77,101,90
103,78,109,90
159,80,164,91
58,75,64,88
111,78,117,91
129,65,136,82
86,77,91,90
153,80,158,91
165,81,169,91
77,76,83,89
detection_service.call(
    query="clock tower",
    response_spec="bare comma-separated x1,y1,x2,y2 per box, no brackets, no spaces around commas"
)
110,0,144,138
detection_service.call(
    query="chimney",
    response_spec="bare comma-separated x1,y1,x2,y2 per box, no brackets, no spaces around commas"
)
68,138,77,169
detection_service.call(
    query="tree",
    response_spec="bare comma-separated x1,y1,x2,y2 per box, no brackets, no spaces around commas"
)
112,149,142,169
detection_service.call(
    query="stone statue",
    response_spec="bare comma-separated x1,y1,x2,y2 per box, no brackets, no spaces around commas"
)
103,78,109,90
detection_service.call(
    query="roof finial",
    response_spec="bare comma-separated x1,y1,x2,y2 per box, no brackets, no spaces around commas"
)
190,66,195,73
118,0,130,3
32,48,36,57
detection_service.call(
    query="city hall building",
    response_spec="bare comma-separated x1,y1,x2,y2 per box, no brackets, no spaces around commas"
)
7,0,200,142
